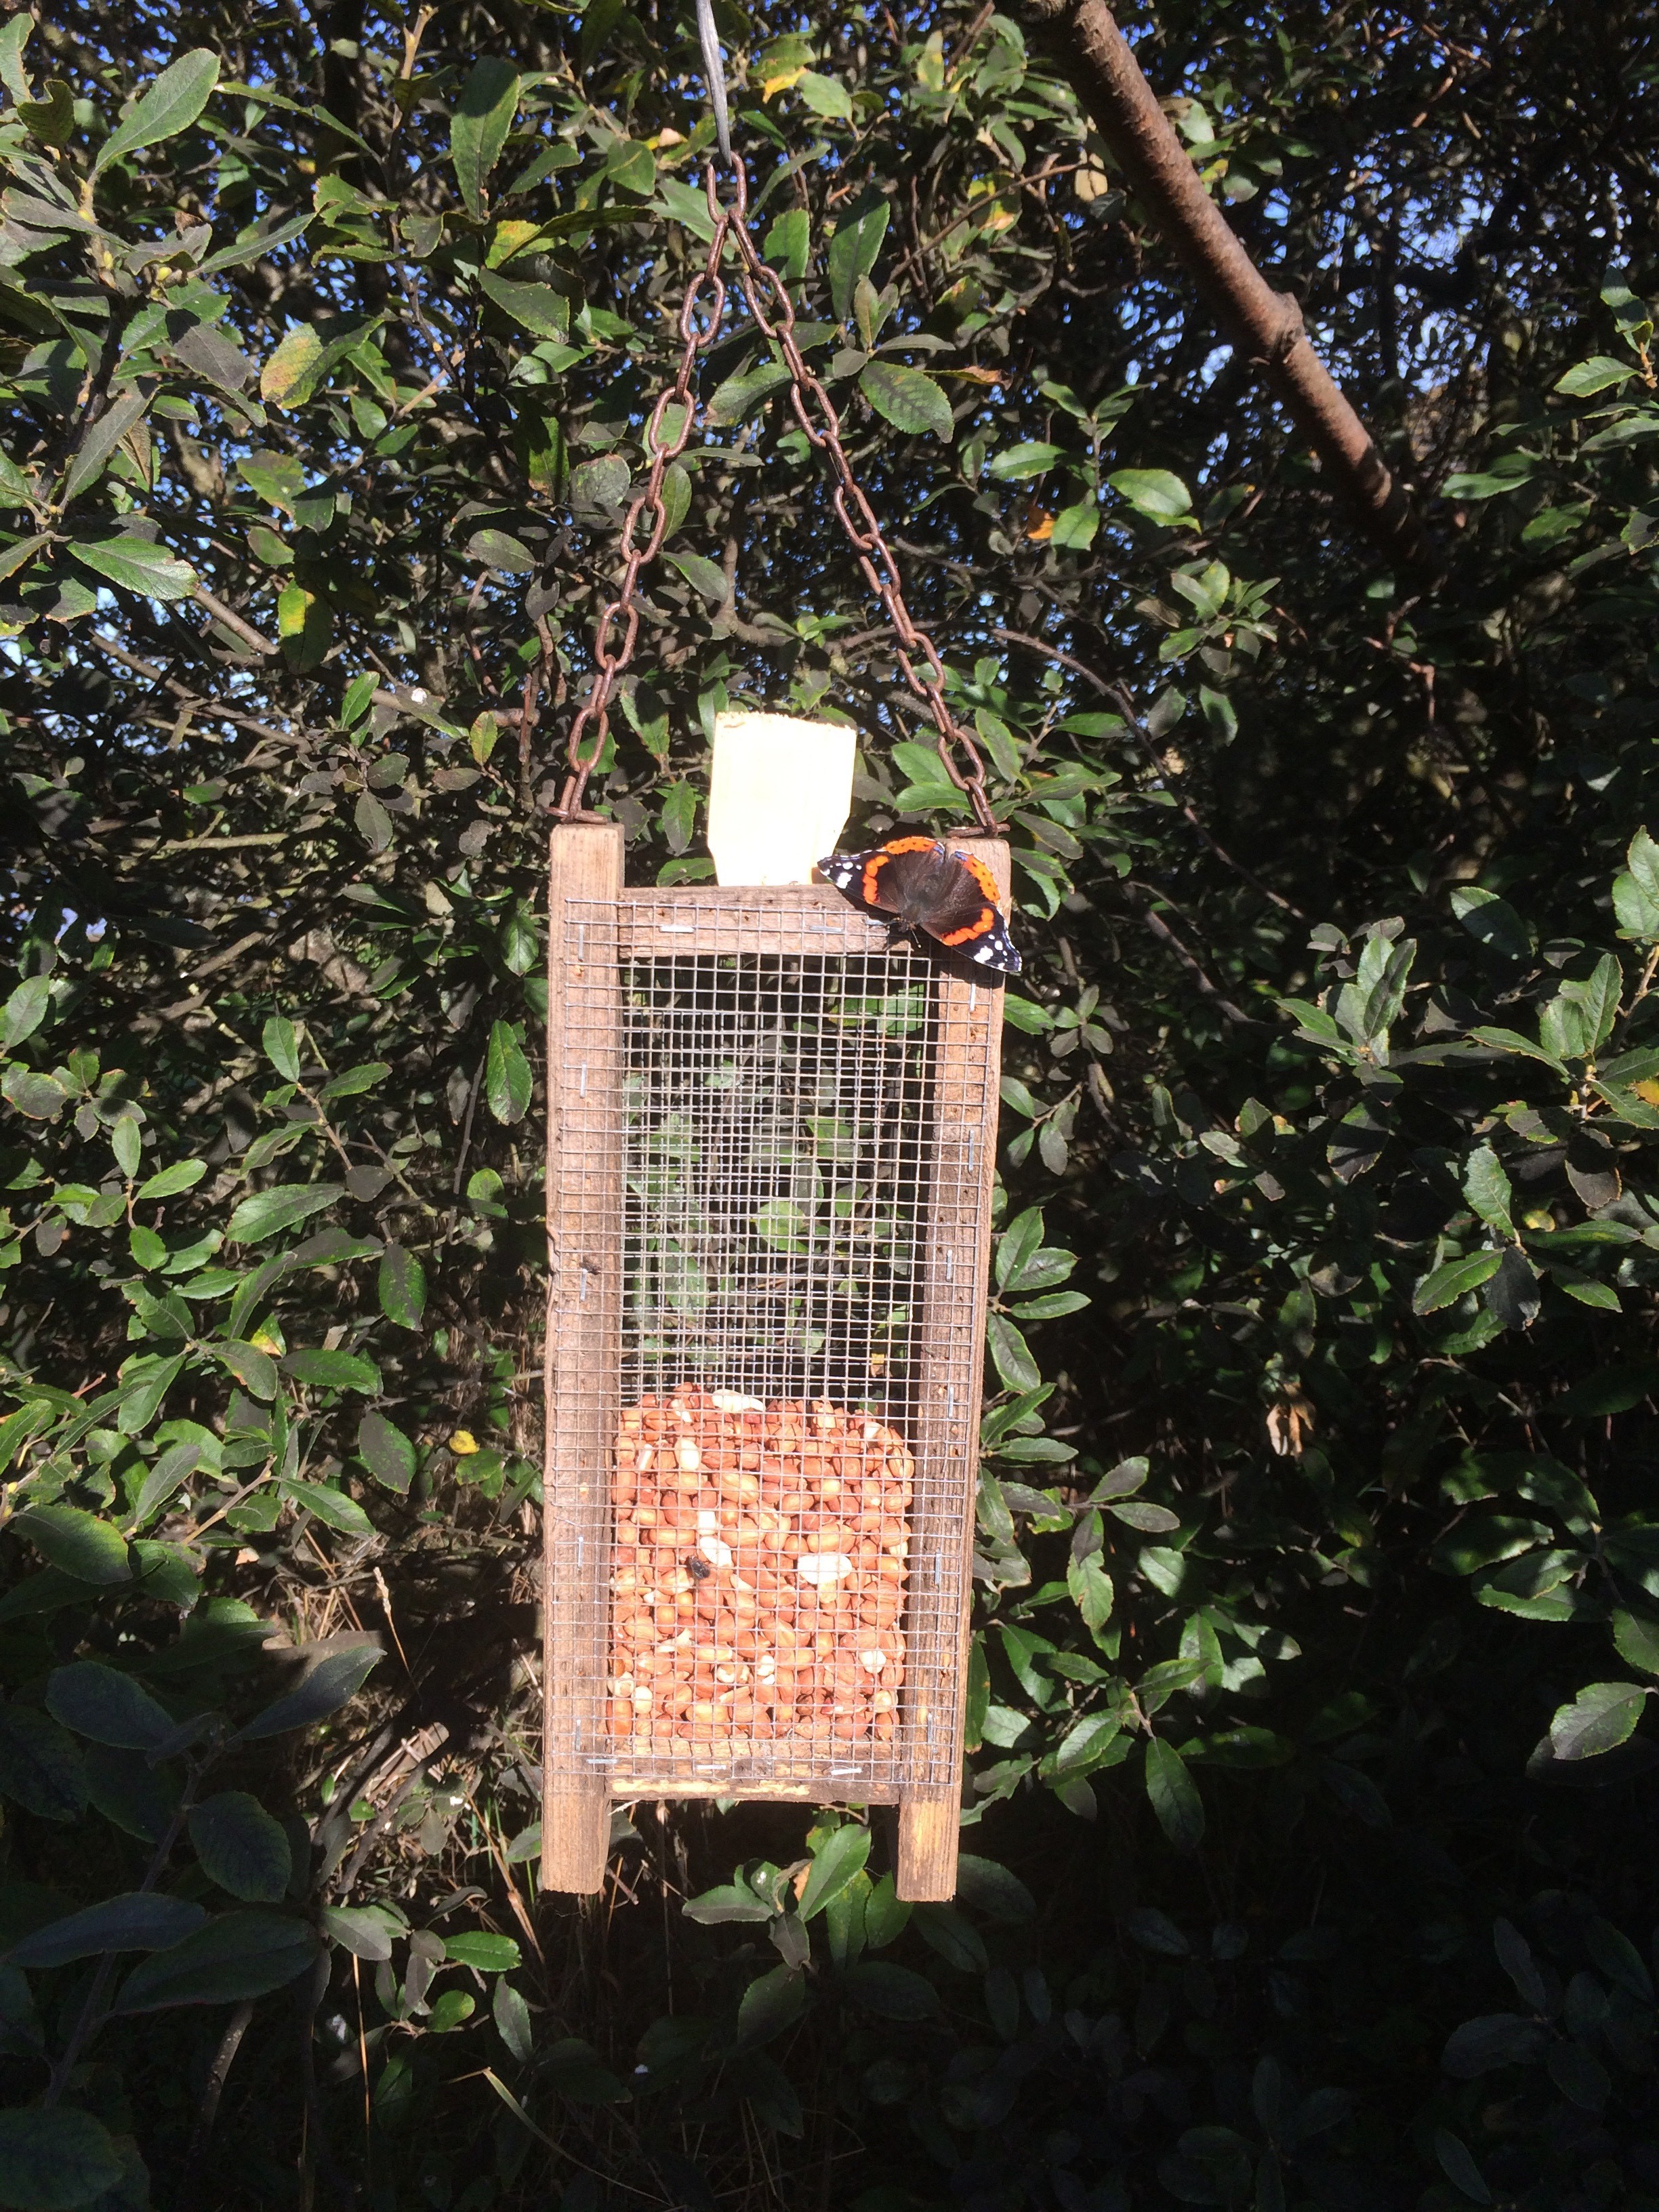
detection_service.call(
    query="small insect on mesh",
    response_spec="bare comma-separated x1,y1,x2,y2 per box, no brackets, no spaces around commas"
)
542,827,1005,1898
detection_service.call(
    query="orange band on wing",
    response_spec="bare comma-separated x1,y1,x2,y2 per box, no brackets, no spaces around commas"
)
938,908,995,947
961,853,1000,903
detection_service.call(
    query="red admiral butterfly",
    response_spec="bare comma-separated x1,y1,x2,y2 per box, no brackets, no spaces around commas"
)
817,836,1021,976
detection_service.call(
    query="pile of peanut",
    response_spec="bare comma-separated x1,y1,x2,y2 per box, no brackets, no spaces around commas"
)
608,1389,912,1757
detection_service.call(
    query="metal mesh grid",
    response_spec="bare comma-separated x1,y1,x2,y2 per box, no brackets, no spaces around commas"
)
544,893,996,1797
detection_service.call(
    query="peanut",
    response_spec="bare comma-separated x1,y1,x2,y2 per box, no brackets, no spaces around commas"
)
607,1392,912,1753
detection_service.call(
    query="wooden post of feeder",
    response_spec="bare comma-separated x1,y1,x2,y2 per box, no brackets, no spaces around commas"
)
541,821,626,1895
897,834,1010,1902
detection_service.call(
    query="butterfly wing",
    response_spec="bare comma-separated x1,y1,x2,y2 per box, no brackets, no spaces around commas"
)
818,840,1021,975
911,848,1023,975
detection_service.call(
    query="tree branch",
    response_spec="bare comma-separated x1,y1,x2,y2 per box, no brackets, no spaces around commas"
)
1019,0,1435,577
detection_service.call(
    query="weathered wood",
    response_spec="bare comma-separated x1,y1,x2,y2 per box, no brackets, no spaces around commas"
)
897,1789,962,1902
541,822,626,1896
615,884,889,960
898,836,1008,1902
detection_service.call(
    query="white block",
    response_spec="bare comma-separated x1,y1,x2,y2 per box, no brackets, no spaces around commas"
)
708,710,856,886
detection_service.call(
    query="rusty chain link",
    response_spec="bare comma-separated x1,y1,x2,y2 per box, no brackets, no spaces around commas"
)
554,158,998,834
552,169,733,821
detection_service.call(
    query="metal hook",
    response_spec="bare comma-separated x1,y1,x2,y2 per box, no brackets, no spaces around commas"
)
694,0,733,164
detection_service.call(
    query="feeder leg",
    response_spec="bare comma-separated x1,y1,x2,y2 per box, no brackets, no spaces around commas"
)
897,1789,961,1901
541,1786,610,1896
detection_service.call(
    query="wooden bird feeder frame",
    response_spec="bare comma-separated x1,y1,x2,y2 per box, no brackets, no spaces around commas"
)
541,824,1007,1900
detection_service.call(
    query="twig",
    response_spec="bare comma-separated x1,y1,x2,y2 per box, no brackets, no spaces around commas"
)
193,586,277,657
1179,805,1307,918
1125,884,1263,1026
180,1999,255,2207
992,624,1114,695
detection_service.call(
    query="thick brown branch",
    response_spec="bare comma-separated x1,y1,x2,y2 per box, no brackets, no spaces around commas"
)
1020,0,1434,577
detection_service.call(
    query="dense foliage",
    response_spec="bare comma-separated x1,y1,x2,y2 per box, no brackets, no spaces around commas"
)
4,1,1659,2206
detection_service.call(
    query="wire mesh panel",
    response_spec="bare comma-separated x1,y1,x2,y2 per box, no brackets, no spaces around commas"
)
543,833,1005,1895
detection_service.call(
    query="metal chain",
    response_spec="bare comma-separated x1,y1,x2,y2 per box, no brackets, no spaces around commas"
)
554,168,733,820
718,161,998,834
554,157,998,835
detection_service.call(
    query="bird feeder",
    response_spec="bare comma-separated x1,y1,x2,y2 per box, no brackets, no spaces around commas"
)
540,821,1007,1900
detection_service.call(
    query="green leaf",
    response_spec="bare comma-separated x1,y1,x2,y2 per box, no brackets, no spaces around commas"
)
796,69,853,122
837,1961,939,2020
467,528,534,574
136,1158,206,1200
707,359,792,426
45,1661,173,1749
1450,886,1530,960
544,2036,629,2101
15,1506,131,1586
0,1708,87,1823
1467,1025,1569,1076
954,1855,1036,1923
1145,1738,1205,1853
321,1904,393,1960
233,1640,383,1740
996,1206,1045,1290
1549,1681,1647,1760
0,2107,124,2211
189,1792,293,1902
2,1065,66,1120
260,325,324,409
1627,825,1659,909
913,1902,989,1973
357,1410,417,1494
1612,1609,1659,1677
280,1479,374,1536
485,1019,532,1125
70,533,198,600
985,1313,1040,1391
226,1183,343,1244
478,270,571,340
63,382,155,504
1614,869,1659,941
493,1974,534,2063
798,1822,872,1920
1559,1363,1659,1416
859,361,954,441
1462,1147,1514,1237
0,975,50,1048
988,441,1064,481
213,1339,277,1400
0,534,52,588
1556,356,1635,396
663,550,729,603
8,1891,205,1968
377,1244,427,1330
93,47,220,175
1412,1250,1502,1315
283,1348,380,1393
682,1884,774,1925
1109,468,1193,521
445,1931,521,1973
450,58,521,218
1050,499,1099,550
1560,954,1623,1052
827,201,890,319
111,1908,321,2013
261,1015,300,1080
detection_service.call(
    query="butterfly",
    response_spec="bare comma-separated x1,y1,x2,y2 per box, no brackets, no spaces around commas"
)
817,836,1021,975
